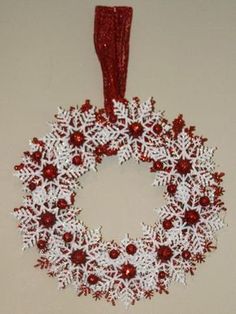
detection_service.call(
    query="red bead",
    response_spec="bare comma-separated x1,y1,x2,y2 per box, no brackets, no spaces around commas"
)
14,163,24,171
158,271,166,280
121,263,136,280
153,160,163,171
109,249,120,259
153,123,162,135
72,155,83,166
185,210,200,225
95,145,105,156
140,154,150,162
176,159,192,174
71,249,86,265
28,182,37,191
172,114,185,134
162,219,173,230
63,232,73,243
96,110,106,124
80,100,92,112
157,246,173,262
40,212,56,228
105,147,117,156
199,196,210,207
32,151,42,161
126,243,137,255
37,239,47,250
70,131,85,147
43,164,58,180
57,199,68,209
182,250,191,260
87,274,99,285
167,184,177,194
128,122,144,138
32,137,44,146
109,114,117,123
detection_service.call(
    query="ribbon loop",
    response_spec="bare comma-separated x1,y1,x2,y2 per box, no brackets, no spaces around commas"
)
94,6,133,120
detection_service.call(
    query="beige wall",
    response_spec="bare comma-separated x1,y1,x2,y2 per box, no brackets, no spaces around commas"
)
0,0,236,313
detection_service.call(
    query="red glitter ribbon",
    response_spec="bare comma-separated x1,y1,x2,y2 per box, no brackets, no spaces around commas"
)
94,6,133,121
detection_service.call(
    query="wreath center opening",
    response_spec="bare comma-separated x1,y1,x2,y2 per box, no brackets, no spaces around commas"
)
77,157,165,241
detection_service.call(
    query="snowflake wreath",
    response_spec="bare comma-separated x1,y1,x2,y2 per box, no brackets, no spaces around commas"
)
13,97,226,307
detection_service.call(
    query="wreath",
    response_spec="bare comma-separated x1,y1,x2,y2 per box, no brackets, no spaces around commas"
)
13,6,226,307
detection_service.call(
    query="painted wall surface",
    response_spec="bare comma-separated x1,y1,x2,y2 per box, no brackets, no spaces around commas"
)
0,1,235,313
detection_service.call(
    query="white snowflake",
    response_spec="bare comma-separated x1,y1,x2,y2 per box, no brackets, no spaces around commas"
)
14,191,80,250
45,105,104,173
46,222,103,290
152,130,216,189
103,98,170,163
